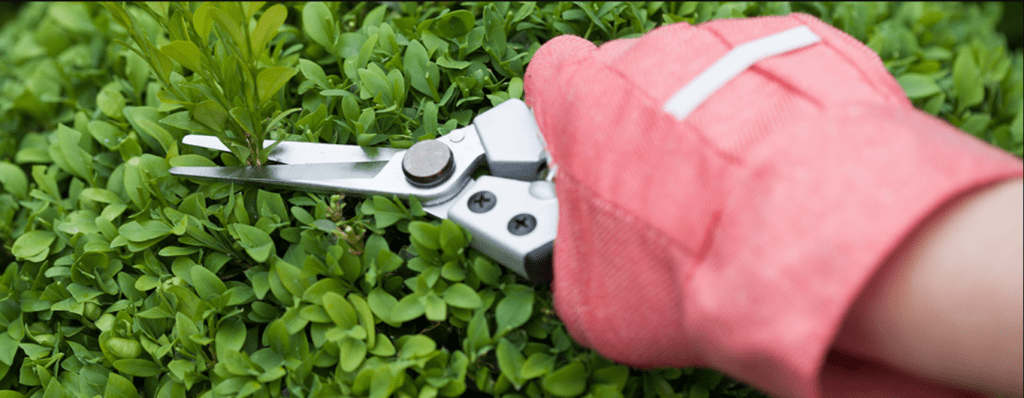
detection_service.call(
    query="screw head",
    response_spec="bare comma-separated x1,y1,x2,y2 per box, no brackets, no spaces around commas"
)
507,213,537,236
467,191,496,213
402,140,455,187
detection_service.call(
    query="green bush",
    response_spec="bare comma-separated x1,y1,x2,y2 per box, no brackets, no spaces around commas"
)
0,2,1020,398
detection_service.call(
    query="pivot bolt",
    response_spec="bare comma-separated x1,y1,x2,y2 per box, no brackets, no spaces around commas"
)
467,191,497,213
402,140,455,187
508,213,537,236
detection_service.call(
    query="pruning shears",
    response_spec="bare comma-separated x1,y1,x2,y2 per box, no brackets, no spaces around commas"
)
168,99,557,284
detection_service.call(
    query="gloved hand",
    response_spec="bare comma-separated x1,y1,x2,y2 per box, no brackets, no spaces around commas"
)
524,13,1023,398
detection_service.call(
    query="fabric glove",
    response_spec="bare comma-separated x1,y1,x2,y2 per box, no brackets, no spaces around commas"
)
523,12,1023,398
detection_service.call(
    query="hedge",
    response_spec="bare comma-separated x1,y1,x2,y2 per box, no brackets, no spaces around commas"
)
0,2,1020,398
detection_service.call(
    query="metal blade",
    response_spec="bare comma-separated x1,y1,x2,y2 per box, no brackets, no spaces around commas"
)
168,162,388,194
181,135,404,164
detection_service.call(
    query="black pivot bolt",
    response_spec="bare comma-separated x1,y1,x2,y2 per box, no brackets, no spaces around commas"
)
402,140,455,187
467,191,497,213
508,213,537,236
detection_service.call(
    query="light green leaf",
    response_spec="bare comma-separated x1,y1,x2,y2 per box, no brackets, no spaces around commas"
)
521,352,555,380
191,265,227,300
250,4,287,55
541,361,587,397
298,58,331,90
404,40,440,99
160,40,203,72
398,334,436,359
11,230,56,261
897,73,941,100
113,359,163,377
193,2,215,42
104,372,142,398
302,2,335,49
495,289,534,335
323,291,358,328
257,66,297,103
119,220,171,242
372,196,406,228
439,219,467,254
169,154,217,168
953,47,985,111
367,288,398,325
340,338,367,372
425,294,446,321
97,86,126,119
496,338,525,387
442,283,482,309
233,223,274,262
0,162,28,199
409,221,441,250
391,294,425,322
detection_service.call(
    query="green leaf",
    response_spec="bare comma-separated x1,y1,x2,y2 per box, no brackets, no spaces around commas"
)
193,2,215,42
897,73,941,99
0,162,28,199
160,40,203,72
11,230,56,261
391,294,425,323
432,10,475,38
232,223,274,262
104,372,142,398
298,59,331,90
216,317,247,358
371,196,406,228
541,361,587,397
257,66,297,103
191,265,227,300
169,154,217,168
521,352,555,380
340,338,367,372
119,220,171,242
49,2,96,33
367,288,398,325
442,283,482,309
495,288,534,335
404,40,440,99
425,294,447,321
97,86,126,119
953,47,985,111
496,338,526,388
409,221,441,250
398,334,436,359
250,4,287,55
302,2,336,49
439,219,467,254
323,291,358,328
113,359,163,377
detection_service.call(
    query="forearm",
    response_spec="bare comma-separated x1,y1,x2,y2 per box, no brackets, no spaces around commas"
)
834,178,1023,396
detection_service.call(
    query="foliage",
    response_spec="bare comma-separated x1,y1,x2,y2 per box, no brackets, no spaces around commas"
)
0,2,1020,398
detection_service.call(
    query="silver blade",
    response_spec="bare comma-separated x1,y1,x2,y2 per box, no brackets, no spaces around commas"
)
168,162,388,194
181,135,404,165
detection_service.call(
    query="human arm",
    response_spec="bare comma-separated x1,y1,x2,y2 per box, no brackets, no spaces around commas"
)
835,177,1023,397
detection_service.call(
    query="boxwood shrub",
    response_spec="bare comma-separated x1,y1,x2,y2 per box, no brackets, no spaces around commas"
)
0,2,1020,398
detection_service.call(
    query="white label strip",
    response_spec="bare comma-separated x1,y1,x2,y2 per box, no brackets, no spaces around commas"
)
662,25,821,120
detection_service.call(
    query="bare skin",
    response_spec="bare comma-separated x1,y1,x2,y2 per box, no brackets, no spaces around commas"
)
833,178,1023,397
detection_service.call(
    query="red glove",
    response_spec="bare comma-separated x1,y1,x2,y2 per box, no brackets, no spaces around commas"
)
524,13,1023,398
